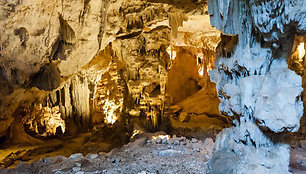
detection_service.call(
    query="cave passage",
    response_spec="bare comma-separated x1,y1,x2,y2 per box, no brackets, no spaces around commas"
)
0,3,229,171
0,0,306,174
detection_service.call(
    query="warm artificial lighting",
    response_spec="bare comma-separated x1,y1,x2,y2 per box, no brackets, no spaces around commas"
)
131,129,143,139
24,104,66,136
198,66,204,76
166,45,176,69
207,61,213,72
167,45,177,61
167,45,177,69
46,106,66,135
297,42,305,62
151,135,170,140
42,105,66,136
102,98,123,124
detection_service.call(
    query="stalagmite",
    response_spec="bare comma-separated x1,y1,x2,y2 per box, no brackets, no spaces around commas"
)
208,0,306,173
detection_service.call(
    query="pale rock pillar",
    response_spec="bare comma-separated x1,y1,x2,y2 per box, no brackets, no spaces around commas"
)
207,0,306,173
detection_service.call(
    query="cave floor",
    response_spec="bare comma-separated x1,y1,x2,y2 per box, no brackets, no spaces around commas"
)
0,113,305,173
0,115,223,168
1,132,212,174
0,131,305,174
289,134,306,174
0,133,112,169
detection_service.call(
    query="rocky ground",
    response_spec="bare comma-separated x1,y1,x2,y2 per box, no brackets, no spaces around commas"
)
0,130,305,174
0,132,215,174
289,134,306,174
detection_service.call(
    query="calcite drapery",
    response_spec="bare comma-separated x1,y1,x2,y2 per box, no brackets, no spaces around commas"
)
208,0,306,173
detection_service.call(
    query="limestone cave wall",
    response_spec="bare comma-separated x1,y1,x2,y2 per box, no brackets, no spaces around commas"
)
0,0,221,139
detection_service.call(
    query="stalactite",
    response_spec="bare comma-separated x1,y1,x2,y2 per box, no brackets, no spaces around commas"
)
168,11,187,38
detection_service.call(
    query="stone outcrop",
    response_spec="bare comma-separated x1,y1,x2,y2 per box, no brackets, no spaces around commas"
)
207,0,306,173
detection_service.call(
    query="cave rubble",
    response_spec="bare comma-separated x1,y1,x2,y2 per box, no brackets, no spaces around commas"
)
1,133,215,174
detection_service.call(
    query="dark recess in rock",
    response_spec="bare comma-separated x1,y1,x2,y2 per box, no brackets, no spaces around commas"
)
33,64,61,91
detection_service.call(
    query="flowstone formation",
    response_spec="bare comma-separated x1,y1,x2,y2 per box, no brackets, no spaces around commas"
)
207,0,306,173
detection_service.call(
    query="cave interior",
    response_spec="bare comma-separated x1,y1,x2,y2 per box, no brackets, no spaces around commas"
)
0,0,305,173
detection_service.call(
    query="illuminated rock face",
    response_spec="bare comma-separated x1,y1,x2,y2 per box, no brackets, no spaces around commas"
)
23,104,66,137
0,0,220,136
208,0,306,173
93,61,124,125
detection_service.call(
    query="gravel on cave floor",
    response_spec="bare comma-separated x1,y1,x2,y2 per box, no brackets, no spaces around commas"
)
0,131,305,174
0,132,213,174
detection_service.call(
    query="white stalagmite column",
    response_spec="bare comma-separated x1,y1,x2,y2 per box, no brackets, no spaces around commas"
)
207,0,306,173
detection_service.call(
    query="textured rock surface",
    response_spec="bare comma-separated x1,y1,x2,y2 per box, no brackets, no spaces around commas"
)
0,0,221,140
0,0,104,79
0,2,305,174
0,0,113,136
208,0,306,173
33,63,61,91
1,134,214,174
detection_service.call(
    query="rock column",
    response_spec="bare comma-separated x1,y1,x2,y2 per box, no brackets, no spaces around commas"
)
207,0,306,173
